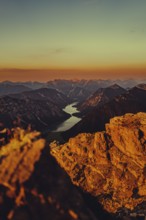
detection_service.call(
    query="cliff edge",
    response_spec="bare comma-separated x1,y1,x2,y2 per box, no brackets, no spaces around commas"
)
51,112,146,214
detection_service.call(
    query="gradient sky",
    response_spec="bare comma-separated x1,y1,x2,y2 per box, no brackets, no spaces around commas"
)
0,0,146,80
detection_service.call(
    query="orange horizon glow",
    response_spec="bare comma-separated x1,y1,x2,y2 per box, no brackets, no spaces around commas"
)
0,66,146,82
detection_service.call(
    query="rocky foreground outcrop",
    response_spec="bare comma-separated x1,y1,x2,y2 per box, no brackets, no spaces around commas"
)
0,128,96,220
51,112,146,214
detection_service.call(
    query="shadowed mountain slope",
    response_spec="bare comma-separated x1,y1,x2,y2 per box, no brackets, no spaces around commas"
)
78,84,126,114
0,96,70,130
9,88,71,108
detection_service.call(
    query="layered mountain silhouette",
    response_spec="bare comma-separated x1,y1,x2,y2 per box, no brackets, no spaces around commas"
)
0,79,145,102
0,81,45,90
64,86,146,139
46,79,145,102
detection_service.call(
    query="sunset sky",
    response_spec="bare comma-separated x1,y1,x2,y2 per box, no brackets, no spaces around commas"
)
0,0,146,81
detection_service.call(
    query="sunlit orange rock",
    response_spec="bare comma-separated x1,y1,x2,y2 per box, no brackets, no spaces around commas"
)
0,128,96,220
0,128,45,187
51,112,146,213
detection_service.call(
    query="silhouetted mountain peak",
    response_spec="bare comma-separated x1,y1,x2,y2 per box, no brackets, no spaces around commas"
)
108,83,123,89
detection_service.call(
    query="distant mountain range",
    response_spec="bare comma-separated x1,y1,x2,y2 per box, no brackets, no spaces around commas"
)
1,78,146,102
1,81,44,90
46,79,146,101
0,84,31,96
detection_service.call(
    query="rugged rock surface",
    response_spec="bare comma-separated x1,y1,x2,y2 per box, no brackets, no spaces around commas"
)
51,112,146,214
0,128,97,220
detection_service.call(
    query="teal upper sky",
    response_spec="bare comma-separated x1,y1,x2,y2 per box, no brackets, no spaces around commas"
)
0,0,146,70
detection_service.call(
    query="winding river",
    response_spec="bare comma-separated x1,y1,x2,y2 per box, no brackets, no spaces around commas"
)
53,102,81,132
